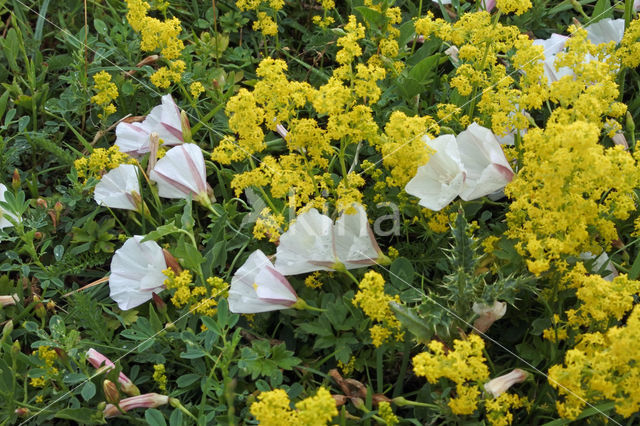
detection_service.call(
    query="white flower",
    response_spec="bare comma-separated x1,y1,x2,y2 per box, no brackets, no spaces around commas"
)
0,293,18,307
228,250,298,313
472,300,507,333
404,135,465,211
109,236,168,310
484,369,528,398
457,123,515,201
585,18,625,46
149,143,212,202
94,164,140,210
275,204,384,275
532,33,573,83
115,94,184,157
579,251,618,281
0,183,20,229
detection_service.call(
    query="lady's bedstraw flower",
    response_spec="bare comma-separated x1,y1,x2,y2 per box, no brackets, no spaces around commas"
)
109,235,168,310
275,204,388,275
103,393,169,418
91,71,118,119
93,164,141,211
405,135,465,211
149,143,214,207
86,348,140,396
228,250,299,314
115,94,185,157
484,369,528,398
0,183,20,229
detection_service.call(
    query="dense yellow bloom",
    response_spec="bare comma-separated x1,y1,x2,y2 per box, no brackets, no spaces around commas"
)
190,82,205,98
353,271,402,347
90,71,118,119
162,268,228,316
153,364,167,391
549,305,640,419
378,401,399,425
495,0,532,15
29,346,59,388
505,121,639,275
74,146,134,182
485,393,527,426
336,16,365,65
250,387,337,425
253,207,284,242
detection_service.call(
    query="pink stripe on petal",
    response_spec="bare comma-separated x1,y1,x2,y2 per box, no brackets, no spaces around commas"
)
154,170,198,196
162,123,184,142
494,164,515,182
257,297,296,306
266,266,297,297
181,146,206,193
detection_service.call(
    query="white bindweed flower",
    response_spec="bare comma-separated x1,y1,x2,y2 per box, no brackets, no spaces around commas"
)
532,33,572,83
484,369,528,398
228,250,298,314
472,300,507,333
404,135,465,211
579,251,618,282
115,94,185,157
0,183,20,229
585,18,625,46
149,143,214,204
93,164,141,211
275,204,387,275
109,236,168,310
457,123,515,201
0,293,18,307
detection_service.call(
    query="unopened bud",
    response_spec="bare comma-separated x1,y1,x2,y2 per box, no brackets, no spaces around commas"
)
162,249,182,274
54,201,64,214
12,169,20,191
180,110,192,143
53,347,68,363
484,368,528,397
36,198,48,209
34,232,43,239
152,292,167,315
96,401,107,411
612,132,628,149
12,340,21,354
147,133,160,175
34,302,46,320
15,407,29,417
103,380,121,405
2,320,13,337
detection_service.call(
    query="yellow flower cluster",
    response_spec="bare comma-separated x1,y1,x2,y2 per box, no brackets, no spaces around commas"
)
29,346,58,388
250,387,338,425
236,0,284,37
253,207,284,243
495,0,532,15
125,0,185,88
548,304,640,419
413,335,489,415
190,81,205,98
153,364,167,391
505,120,639,276
162,268,229,316
484,393,528,426
378,401,399,425
352,271,402,347
90,71,118,119
74,146,134,183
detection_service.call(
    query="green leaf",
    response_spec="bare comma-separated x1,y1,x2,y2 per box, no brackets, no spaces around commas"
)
3,29,19,73
353,6,385,28
55,408,105,424
390,302,433,343
80,381,96,401
177,373,201,388
407,54,440,83
591,0,612,22
142,223,182,242
94,18,108,36
389,257,415,292
169,409,184,426
145,408,167,426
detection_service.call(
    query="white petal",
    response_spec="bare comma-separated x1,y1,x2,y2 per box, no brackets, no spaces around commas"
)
228,250,296,314
404,135,465,211
586,18,625,45
457,124,514,200
109,236,167,310
334,204,380,268
0,183,20,229
115,122,151,157
94,164,139,210
275,209,335,275
144,94,184,147
150,144,207,199
532,33,568,58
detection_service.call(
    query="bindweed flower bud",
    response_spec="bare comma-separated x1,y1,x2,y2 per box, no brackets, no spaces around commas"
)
0,294,18,307
12,169,20,191
36,198,48,209
103,393,169,418
103,380,121,405
152,292,167,316
180,110,192,143
15,407,30,417
472,300,507,334
162,249,182,274
484,368,528,398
